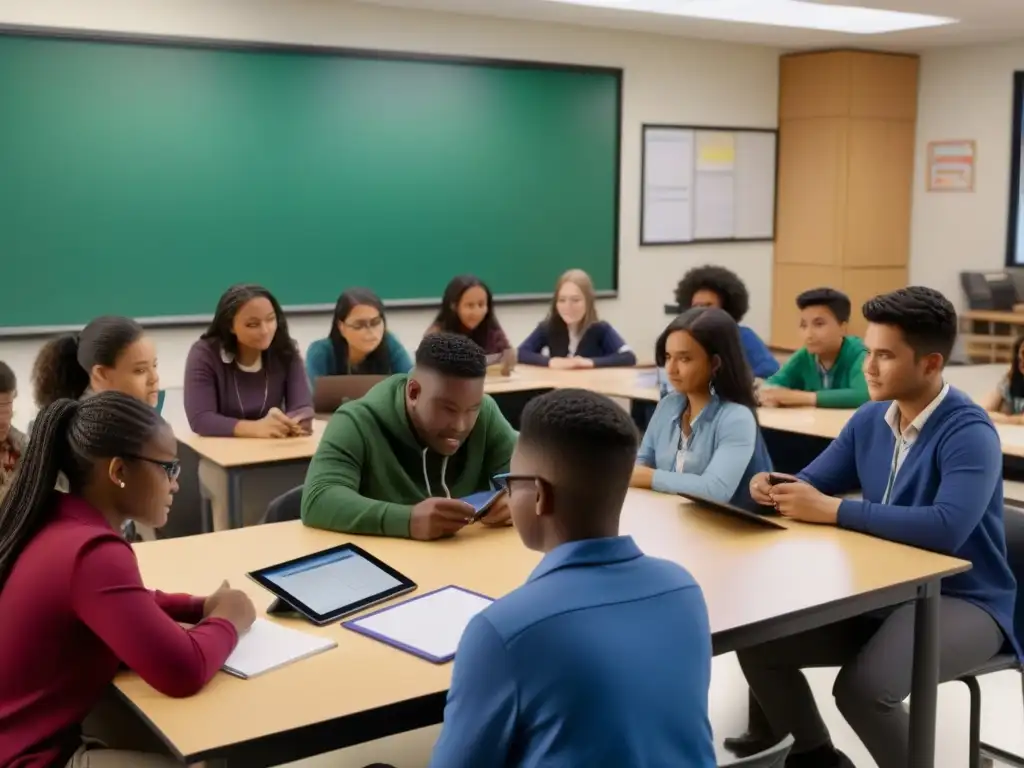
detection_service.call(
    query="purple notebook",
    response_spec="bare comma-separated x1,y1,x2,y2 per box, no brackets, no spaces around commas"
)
342,585,494,664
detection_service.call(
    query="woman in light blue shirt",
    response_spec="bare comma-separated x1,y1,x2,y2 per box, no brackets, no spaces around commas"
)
631,307,771,510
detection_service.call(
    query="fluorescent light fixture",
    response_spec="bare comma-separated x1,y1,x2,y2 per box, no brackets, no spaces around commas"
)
542,0,958,34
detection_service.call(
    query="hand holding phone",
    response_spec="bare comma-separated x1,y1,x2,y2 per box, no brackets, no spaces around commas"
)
768,473,798,486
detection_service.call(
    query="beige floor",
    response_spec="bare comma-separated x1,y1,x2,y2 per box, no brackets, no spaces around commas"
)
281,652,1023,768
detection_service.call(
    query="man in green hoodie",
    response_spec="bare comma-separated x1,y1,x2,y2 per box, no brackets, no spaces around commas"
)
759,288,869,409
301,332,518,540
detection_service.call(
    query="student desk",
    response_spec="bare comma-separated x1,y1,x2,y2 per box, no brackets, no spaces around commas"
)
175,421,329,531
116,489,966,767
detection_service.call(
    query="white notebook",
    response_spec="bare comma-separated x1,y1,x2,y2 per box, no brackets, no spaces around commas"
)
223,618,337,679
343,585,493,664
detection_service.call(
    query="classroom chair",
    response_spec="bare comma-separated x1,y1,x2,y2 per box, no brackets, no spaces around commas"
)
958,504,1024,768
262,485,304,525
719,734,793,767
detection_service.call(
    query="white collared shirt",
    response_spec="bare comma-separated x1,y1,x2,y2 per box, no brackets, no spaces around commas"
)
220,346,263,373
881,382,950,502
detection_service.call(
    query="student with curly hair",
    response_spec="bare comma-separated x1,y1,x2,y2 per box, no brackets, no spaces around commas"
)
674,265,778,379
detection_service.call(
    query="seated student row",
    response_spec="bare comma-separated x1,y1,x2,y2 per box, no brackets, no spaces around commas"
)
1,285,1019,768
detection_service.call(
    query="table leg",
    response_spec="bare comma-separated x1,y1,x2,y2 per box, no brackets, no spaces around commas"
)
908,580,940,767
227,469,244,529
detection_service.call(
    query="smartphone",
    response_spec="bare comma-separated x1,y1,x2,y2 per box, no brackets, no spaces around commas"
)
460,488,505,522
768,473,796,486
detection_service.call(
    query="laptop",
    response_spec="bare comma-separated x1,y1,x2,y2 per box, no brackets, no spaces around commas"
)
312,375,387,414
677,491,788,530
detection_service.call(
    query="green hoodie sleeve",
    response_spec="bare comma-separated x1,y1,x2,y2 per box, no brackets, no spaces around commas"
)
764,348,808,389
815,347,869,409
300,411,413,537
481,396,518,481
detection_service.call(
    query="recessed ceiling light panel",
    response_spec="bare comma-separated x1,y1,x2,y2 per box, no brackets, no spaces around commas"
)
541,0,958,34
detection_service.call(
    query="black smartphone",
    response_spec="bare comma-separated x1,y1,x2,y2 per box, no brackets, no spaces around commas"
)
768,474,796,486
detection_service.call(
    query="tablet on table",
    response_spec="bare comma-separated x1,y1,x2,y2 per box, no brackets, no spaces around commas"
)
247,543,417,626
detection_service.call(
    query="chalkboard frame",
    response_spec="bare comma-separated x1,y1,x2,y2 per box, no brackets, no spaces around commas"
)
639,123,778,247
0,24,623,338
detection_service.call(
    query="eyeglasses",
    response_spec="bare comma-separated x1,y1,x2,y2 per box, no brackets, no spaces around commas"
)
344,316,384,332
124,454,181,481
496,473,549,494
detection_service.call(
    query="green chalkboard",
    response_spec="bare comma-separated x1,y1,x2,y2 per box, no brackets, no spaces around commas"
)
0,31,620,330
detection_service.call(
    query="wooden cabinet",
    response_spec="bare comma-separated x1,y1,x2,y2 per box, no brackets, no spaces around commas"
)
772,51,917,349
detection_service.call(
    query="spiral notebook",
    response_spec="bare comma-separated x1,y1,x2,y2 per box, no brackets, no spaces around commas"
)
222,618,337,679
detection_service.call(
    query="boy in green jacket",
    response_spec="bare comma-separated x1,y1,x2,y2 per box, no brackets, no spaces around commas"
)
759,288,869,409
301,332,518,539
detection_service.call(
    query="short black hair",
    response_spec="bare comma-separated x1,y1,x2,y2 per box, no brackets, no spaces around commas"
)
862,286,957,362
674,265,750,322
520,388,638,508
415,332,487,378
796,288,852,323
0,362,14,394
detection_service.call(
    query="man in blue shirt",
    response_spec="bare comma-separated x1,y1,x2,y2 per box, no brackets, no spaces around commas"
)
733,287,1019,768
429,388,716,768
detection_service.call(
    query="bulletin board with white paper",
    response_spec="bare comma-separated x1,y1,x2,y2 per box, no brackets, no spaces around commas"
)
640,124,778,246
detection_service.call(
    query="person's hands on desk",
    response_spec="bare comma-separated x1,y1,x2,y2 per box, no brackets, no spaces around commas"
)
410,498,475,540
477,493,513,527
766,478,841,525
237,407,299,439
758,387,816,408
548,356,595,370
203,580,257,634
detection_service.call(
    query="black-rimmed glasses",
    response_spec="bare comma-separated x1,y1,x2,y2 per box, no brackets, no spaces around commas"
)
124,454,181,481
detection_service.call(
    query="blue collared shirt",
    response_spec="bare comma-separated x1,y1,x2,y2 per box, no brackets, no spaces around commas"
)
638,392,772,510
429,536,716,768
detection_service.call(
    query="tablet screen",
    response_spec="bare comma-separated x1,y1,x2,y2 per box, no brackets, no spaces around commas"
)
249,543,416,625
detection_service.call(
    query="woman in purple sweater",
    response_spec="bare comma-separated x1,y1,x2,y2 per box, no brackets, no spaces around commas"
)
184,284,312,529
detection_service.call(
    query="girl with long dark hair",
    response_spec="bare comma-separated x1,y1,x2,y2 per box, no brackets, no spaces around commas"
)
630,307,772,509
306,288,411,382
184,284,312,439
981,335,1024,423
0,393,255,767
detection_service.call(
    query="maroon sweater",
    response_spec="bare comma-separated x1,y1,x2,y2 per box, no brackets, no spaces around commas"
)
0,495,237,768
183,337,313,437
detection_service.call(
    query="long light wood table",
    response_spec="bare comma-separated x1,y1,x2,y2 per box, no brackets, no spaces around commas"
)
174,364,1024,531
117,489,967,767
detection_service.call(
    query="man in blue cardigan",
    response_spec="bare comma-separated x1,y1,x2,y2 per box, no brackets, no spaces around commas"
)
736,287,1020,768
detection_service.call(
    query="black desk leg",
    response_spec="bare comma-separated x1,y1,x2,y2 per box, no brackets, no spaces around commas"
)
227,469,244,529
908,580,940,767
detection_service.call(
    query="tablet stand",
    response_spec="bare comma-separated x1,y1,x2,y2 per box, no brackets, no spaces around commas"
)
266,597,302,618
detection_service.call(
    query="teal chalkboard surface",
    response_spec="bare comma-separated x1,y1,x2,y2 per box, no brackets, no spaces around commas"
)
0,29,620,331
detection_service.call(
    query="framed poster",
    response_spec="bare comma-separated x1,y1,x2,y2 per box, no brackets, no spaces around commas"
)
927,139,976,192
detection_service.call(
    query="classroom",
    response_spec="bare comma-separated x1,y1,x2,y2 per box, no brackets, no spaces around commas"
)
2,0,1024,767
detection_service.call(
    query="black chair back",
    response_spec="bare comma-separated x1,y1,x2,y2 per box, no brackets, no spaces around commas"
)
264,485,304,525
1004,505,1024,649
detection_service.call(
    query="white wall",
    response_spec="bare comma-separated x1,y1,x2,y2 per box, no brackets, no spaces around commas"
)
0,0,779,429
910,42,1024,308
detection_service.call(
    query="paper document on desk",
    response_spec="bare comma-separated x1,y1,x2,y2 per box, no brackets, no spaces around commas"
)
223,618,337,679
343,586,493,664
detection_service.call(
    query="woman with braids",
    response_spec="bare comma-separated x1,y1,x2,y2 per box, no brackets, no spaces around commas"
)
185,284,314,529
0,392,256,768
674,265,779,379
32,315,164,413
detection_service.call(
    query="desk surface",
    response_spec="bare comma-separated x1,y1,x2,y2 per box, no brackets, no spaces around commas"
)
175,364,1024,466
117,489,967,762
